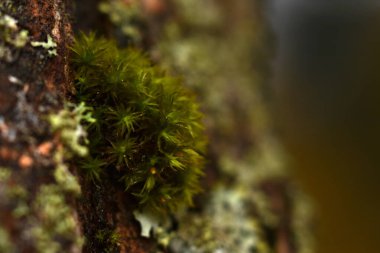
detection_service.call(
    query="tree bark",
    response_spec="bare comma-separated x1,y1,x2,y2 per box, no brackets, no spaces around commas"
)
0,0,80,252
0,1,313,253
0,1,153,252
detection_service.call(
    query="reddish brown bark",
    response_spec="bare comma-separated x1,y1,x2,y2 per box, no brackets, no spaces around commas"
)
0,1,152,252
0,0,76,252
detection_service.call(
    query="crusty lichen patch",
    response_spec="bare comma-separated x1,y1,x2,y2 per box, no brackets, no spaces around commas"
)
30,185,84,253
49,102,95,158
0,9,29,62
0,94,90,253
98,0,144,44
0,165,84,253
164,187,271,253
47,102,96,197
0,227,14,253
31,34,58,57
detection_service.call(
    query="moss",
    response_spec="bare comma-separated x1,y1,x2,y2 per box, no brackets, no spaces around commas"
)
95,228,121,252
71,33,206,213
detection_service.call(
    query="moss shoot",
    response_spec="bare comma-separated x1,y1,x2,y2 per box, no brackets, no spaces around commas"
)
71,33,206,213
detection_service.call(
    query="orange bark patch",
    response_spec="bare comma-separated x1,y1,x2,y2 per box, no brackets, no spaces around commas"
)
18,154,34,170
0,147,19,161
37,142,54,156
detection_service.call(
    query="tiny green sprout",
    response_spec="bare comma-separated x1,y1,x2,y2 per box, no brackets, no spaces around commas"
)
71,33,206,213
80,157,106,183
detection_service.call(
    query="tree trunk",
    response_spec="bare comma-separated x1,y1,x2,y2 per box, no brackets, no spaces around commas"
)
0,1,314,253
0,1,154,252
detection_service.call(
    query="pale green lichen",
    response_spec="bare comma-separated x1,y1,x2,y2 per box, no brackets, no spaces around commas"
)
1,168,78,251
171,0,222,28
7,184,28,199
31,35,58,57
165,186,271,253
134,187,272,253
0,167,11,182
8,185,30,219
53,153,81,195
0,167,18,252
30,185,84,253
0,9,30,61
4,102,96,252
12,201,30,218
1,171,29,219
47,102,95,196
49,102,95,158
2,178,83,252
0,13,29,47
292,191,316,253
0,228,14,253
98,0,143,43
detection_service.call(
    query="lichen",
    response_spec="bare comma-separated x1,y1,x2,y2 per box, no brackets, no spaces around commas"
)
47,102,97,196
98,0,143,44
153,186,271,253
31,35,58,57
0,227,14,253
48,102,95,158
0,167,11,182
0,7,30,62
0,167,83,252
0,13,29,47
30,185,84,253
292,191,316,253
53,155,82,195
0,165,82,252
2,102,98,252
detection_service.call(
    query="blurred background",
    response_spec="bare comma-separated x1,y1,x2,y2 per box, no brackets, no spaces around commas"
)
270,1,380,253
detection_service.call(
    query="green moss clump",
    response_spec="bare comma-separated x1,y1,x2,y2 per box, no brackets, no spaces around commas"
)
71,33,206,213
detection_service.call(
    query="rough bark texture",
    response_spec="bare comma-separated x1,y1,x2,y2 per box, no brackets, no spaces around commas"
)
0,0,79,252
1,1,154,252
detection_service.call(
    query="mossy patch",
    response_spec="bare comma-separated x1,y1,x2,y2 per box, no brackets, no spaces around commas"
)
71,33,206,214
